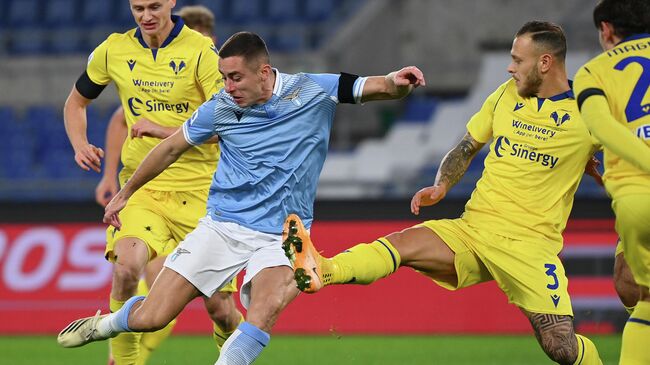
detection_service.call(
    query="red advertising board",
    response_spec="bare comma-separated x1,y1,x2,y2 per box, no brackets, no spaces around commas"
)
0,221,618,335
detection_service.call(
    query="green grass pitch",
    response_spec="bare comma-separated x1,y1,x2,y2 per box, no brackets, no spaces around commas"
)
1,334,621,364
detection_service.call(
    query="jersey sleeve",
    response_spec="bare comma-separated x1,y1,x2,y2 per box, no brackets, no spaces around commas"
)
305,73,367,104
182,99,218,146
466,82,508,143
86,38,112,86
195,40,221,100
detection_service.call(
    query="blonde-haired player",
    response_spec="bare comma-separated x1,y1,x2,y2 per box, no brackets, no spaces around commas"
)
286,21,603,365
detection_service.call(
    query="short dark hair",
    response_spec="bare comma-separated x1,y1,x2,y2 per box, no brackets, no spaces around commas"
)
593,0,650,39
515,21,567,62
219,32,270,66
177,5,215,35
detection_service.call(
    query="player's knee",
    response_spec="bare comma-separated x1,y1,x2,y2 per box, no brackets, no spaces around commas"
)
113,263,142,288
206,293,239,328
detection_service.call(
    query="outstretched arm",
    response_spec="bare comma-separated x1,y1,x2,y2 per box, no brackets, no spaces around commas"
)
411,132,484,215
104,129,193,227
361,66,426,102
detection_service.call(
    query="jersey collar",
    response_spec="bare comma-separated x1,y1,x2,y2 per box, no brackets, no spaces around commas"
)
617,33,650,46
271,68,282,96
536,81,574,110
134,15,185,49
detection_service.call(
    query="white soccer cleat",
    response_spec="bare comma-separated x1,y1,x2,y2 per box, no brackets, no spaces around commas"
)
57,310,112,348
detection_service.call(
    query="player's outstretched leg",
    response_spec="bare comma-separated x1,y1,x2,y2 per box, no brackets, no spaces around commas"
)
58,296,145,348
282,214,324,293
58,310,115,348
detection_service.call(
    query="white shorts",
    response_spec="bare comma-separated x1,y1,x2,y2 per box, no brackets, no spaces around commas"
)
164,216,291,308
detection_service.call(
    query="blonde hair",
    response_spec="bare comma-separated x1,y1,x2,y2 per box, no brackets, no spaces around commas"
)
176,5,215,36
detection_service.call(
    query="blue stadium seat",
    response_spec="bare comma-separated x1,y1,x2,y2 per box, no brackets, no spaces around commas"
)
270,24,306,52
267,0,300,22
49,29,85,54
7,29,48,55
7,0,41,27
80,0,113,26
304,0,335,21
228,0,262,23
44,0,77,26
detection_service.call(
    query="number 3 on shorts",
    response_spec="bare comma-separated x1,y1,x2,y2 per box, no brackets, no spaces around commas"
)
544,263,559,290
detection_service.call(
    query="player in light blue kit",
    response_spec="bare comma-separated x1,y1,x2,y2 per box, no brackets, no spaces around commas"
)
57,32,425,364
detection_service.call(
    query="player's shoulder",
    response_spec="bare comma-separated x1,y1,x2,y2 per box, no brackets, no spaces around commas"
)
178,27,215,50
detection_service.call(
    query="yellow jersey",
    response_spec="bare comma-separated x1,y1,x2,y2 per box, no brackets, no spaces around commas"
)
463,79,598,250
86,16,222,191
574,33,650,199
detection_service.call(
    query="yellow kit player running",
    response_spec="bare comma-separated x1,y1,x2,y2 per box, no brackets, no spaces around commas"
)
285,21,603,365
63,1,242,364
574,0,650,363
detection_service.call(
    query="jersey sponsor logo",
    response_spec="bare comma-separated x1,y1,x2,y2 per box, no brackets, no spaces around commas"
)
513,102,525,111
132,79,175,89
169,59,186,75
283,87,303,107
512,119,557,138
127,59,136,71
127,97,190,116
494,136,559,168
550,111,570,127
493,135,511,157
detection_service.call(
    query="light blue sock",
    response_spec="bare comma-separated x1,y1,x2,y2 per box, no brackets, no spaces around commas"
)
215,322,270,365
97,295,145,336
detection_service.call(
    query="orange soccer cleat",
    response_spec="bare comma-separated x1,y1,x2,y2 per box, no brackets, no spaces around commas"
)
282,214,324,293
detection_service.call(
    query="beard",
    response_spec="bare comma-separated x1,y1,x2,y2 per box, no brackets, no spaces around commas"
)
518,65,543,98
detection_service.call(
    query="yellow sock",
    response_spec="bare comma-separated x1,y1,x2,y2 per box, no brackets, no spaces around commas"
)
110,296,142,365
573,334,602,365
136,318,176,365
620,300,650,365
213,312,245,351
328,238,401,285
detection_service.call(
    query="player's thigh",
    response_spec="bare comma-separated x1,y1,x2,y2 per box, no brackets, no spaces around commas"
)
613,194,650,288
483,238,572,316
164,217,251,298
411,219,492,290
105,189,174,262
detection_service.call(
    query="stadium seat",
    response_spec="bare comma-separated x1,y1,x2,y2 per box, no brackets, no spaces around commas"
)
49,29,86,54
228,0,262,23
44,0,77,27
267,0,300,22
80,0,113,26
7,29,48,55
304,0,335,21
6,0,41,27
270,24,306,52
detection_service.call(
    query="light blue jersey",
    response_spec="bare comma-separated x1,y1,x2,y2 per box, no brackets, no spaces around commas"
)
183,70,366,233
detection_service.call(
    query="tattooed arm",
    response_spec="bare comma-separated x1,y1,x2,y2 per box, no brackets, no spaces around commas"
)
411,132,484,215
